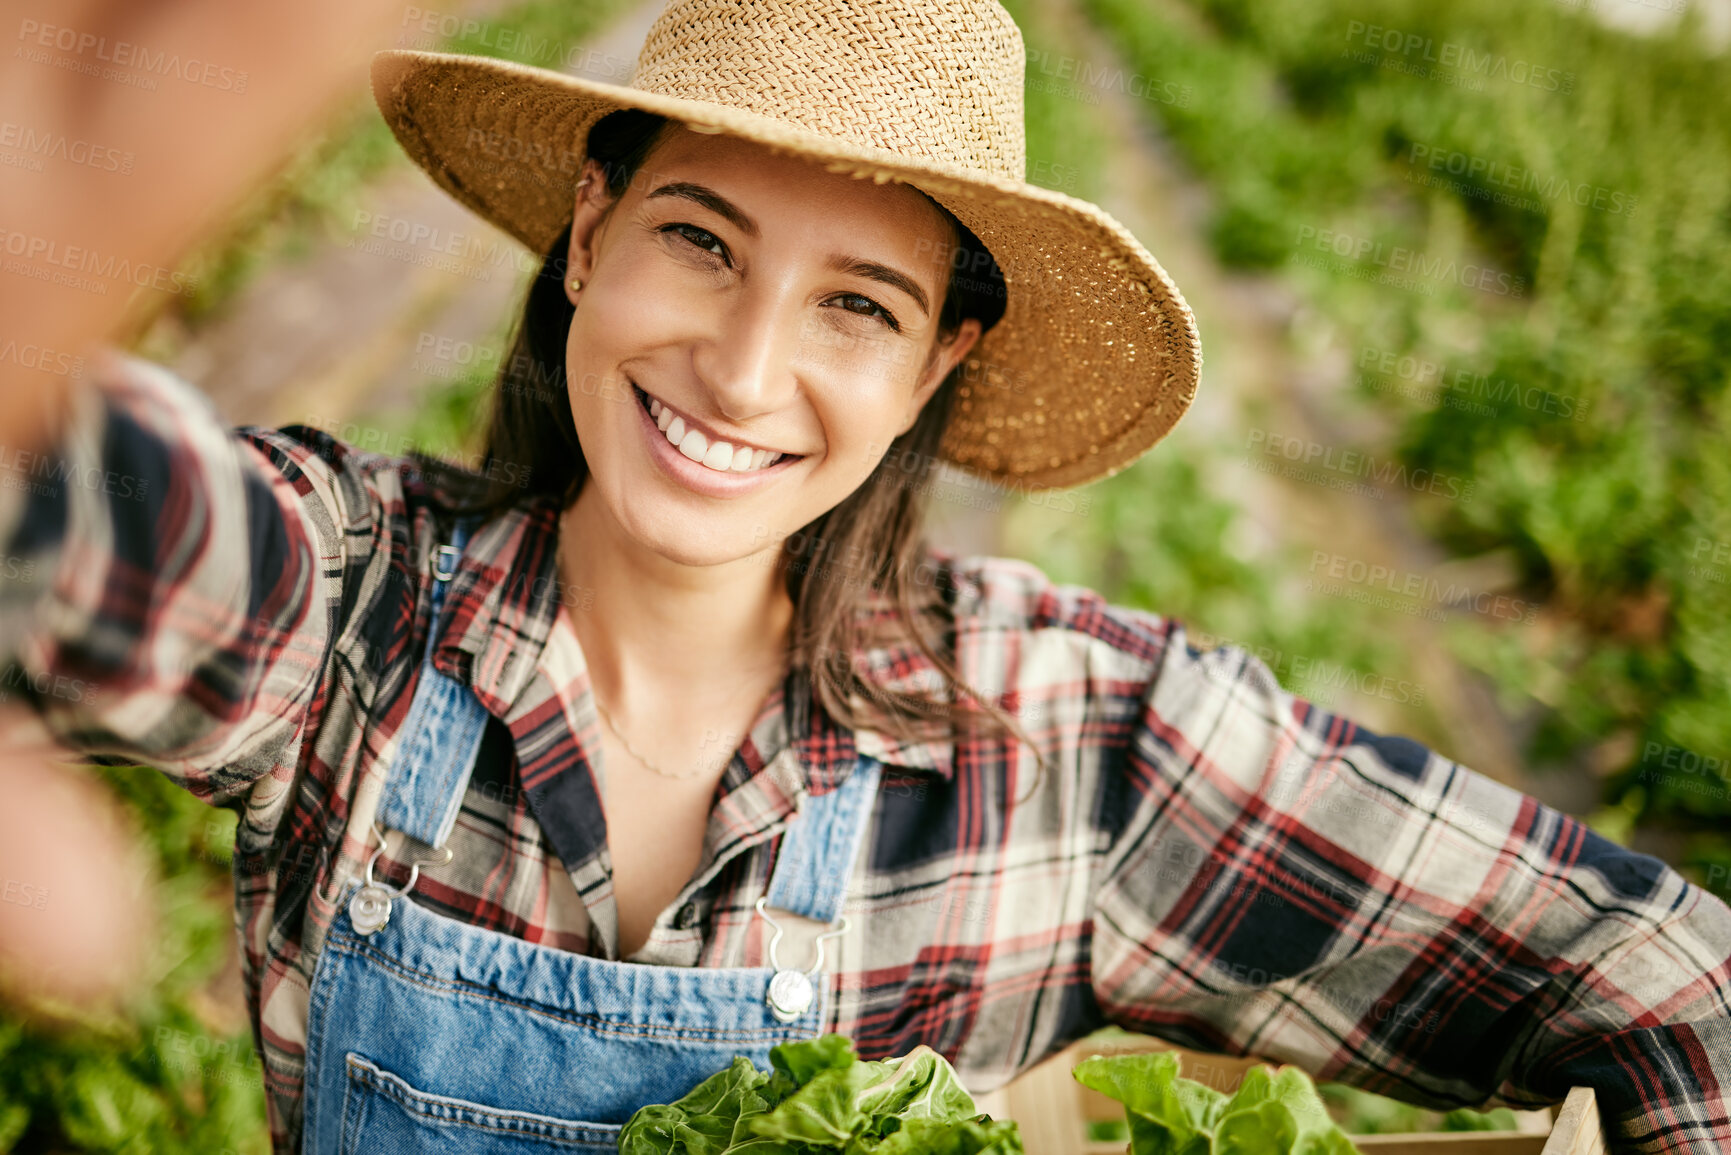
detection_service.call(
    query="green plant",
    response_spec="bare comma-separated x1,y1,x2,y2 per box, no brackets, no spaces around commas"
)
618,1033,1023,1154
1317,1083,1519,1135
1073,1049,1361,1154
1069,1031,1522,1140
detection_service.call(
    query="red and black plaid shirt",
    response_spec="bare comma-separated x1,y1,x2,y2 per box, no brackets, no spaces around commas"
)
2,353,1728,1153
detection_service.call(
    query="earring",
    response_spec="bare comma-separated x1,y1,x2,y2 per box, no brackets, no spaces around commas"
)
570,176,593,297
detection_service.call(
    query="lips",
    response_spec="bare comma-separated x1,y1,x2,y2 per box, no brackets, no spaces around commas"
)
624,381,805,499
632,384,800,474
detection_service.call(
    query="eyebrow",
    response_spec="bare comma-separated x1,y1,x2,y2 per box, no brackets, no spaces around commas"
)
827,255,931,318
645,181,758,237
645,180,932,317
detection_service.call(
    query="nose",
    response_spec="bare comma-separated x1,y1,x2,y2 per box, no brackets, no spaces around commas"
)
688,278,801,422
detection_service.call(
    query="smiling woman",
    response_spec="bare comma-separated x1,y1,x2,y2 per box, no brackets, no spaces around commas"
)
3,0,1730,1152
410,108,1025,793
407,108,1036,971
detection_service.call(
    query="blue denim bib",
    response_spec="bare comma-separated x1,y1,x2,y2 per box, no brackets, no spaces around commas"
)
301,516,881,1153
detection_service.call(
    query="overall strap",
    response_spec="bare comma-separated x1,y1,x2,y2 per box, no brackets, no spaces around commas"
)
763,755,883,924
376,513,491,850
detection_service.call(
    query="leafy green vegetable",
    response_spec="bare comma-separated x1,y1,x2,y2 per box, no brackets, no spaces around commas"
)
617,1034,1022,1155
1073,1051,1363,1155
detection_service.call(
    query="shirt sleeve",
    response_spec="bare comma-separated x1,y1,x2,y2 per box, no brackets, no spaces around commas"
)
0,353,409,836
1089,616,1731,1154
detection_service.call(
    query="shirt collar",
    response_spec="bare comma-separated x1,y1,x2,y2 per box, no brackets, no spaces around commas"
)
436,494,958,787
431,496,564,717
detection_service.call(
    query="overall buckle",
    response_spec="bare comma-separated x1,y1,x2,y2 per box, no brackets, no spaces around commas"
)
753,896,850,1022
348,822,455,936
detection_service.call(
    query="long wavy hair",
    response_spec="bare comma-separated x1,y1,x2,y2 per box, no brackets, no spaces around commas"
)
410,110,1045,776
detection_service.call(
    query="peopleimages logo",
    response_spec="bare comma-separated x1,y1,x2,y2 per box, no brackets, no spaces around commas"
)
1294,225,1527,299
1343,21,1574,94
0,121,134,173
1407,144,1638,218
1022,47,1194,108
1356,345,1590,423
1186,627,1429,708
0,227,199,296
0,443,150,501
1246,428,1475,502
1307,549,1540,624
345,210,540,280
0,339,83,378
16,19,249,92
399,7,633,80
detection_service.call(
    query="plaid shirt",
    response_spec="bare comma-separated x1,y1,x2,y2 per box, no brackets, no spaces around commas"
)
2,353,1728,1155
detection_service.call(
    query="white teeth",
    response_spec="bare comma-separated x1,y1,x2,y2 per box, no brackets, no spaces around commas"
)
648,394,788,473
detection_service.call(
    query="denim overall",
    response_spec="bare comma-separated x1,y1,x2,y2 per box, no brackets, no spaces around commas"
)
301,516,882,1153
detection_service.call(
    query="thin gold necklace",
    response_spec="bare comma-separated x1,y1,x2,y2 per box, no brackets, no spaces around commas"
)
592,696,712,780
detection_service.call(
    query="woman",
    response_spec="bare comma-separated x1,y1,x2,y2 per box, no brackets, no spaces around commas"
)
3,0,1728,1151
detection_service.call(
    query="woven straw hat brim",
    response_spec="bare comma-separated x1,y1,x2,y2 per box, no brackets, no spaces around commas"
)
372,49,1200,491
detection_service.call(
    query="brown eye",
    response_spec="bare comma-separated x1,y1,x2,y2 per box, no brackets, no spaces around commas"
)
830,293,899,331
662,223,728,259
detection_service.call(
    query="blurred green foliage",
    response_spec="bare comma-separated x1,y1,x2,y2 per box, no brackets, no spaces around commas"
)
1001,0,1460,752
401,310,521,459
178,103,403,322
1066,0,1731,877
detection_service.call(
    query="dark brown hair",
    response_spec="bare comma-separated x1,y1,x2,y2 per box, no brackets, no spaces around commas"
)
411,110,1045,778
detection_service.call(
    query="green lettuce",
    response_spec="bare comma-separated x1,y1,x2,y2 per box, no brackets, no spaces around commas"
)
1072,1050,1363,1155
618,1034,1024,1155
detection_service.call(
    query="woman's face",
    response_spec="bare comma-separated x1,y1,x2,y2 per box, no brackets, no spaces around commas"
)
561,126,982,570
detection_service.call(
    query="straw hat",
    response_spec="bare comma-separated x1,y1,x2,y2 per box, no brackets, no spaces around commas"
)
370,0,1200,490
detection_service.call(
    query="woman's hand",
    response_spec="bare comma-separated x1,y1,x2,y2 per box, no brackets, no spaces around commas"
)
0,0,408,452
0,703,154,1014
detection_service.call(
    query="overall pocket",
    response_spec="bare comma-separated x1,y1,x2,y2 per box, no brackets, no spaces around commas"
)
339,1053,622,1154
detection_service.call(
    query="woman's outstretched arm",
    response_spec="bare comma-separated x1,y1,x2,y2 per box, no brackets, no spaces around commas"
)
0,354,346,802
0,343,455,845
0,349,435,1011
0,0,406,1008
1091,614,1731,1154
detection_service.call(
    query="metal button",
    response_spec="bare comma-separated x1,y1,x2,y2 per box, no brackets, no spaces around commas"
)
766,968,814,1022
349,884,393,936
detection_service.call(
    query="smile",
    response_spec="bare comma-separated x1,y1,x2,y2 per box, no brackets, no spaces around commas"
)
634,385,798,474
630,383,805,496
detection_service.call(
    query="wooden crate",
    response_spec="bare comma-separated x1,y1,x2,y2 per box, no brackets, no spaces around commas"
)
978,1034,1605,1155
